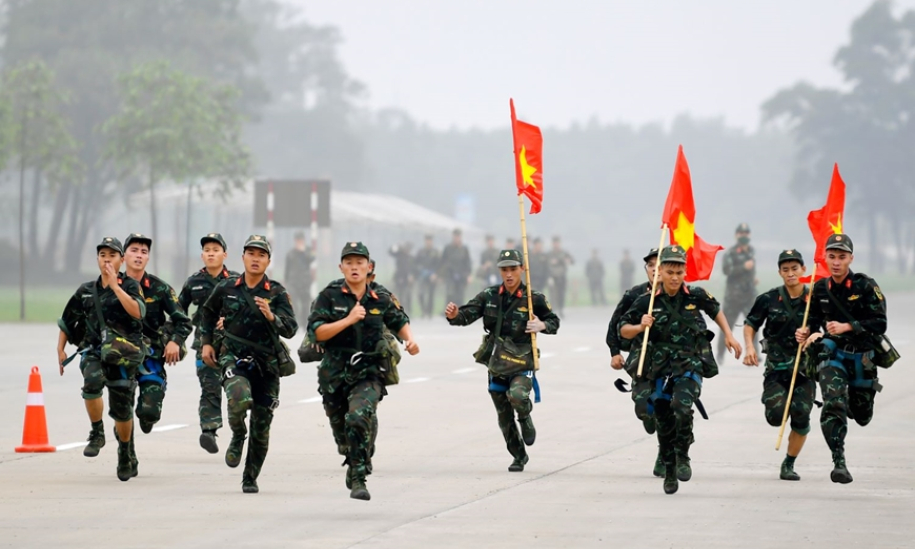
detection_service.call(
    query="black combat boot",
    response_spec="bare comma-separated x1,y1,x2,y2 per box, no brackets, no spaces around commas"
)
780,455,800,481
116,437,133,482
139,418,154,434
83,421,105,458
350,474,371,501
519,415,536,446
830,451,853,484
508,453,529,472
676,447,692,482
225,433,245,468
242,475,259,493
127,427,138,478
199,430,219,454
652,448,665,478
663,463,679,495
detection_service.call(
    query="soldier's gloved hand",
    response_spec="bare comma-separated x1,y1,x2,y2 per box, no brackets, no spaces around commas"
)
444,302,459,320
743,348,759,367
164,341,181,365
610,354,624,370
526,316,546,333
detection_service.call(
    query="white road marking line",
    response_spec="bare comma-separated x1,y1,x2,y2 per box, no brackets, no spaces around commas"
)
405,377,430,383
151,424,188,433
541,352,556,359
298,396,323,404
56,442,88,452
573,346,591,353
452,368,475,374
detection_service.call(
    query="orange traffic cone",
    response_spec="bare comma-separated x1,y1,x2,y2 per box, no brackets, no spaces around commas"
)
15,366,55,453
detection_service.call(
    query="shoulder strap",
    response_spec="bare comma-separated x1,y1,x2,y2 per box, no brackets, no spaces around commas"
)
493,290,523,340
90,282,107,337
238,285,284,355
771,286,804,340
658,294,703,335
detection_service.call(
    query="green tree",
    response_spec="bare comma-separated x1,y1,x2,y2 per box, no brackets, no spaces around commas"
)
0,0,263,270
104,60,250,271
763,0,915,273
0,59,80,319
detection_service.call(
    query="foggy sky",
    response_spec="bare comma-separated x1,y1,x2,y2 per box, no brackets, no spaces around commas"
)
292,0,915,131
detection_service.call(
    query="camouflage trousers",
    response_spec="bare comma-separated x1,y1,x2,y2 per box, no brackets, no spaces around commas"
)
79,354,138,422
136,358,167,427
654,375,701,467
818,364,877,455
489,373,533,460
196,358,223,431
224,367,280,482
762,370,815,436
322,379,385,482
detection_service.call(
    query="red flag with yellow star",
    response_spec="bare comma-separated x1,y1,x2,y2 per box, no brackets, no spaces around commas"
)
510,99,543,214
805,163,846,280
661,145,723,281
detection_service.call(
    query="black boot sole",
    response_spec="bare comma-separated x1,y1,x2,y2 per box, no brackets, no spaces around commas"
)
830,469,853,484
200,433,219,454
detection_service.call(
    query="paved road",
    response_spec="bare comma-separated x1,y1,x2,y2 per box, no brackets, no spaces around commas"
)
1,294,913,548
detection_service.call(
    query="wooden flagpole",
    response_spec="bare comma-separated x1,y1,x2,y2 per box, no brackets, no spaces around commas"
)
775,275,816,450
518,194,540,371
636,225,668,378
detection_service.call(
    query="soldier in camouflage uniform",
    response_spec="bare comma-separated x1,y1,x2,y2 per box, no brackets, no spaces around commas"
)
546,236,574,316
606,248,664,476
308,242,419,501
800,234,891,484
199,235,298,493
477,234,501,288
439,228,473,304
621,245,742,495
718,223,758,362
178,233,238,453
284,231,315,318
445,249,560,472
414,234,441,319
743,249,816,481
56,237,146,481
122,233,193,435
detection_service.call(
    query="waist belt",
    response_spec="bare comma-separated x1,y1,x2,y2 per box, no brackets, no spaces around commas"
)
646,371,708,419
488,371,541,403
819,339,882,392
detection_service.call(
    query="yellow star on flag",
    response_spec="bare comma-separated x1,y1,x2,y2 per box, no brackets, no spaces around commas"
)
828,213,843,234
671,211,695,252
519,146,537,188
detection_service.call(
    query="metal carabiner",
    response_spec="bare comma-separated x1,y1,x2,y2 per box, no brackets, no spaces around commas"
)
350,352,364,366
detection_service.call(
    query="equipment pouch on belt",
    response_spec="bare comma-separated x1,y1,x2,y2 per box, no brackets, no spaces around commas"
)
378,330,402,386
473,333,495,365
489,336,536,376
297,335,325,363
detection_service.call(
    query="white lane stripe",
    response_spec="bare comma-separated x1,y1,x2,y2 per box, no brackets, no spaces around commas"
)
150,424,188,433
57,442,88,451
405,377,430,383
26,393,45,406
541,352,556,359
452,368,475,374
573,346,591,353
298,396,323,404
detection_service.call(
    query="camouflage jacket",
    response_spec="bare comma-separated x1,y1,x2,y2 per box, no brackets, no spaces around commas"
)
808,272,886,350
198,274,298,369
307,279,410,393
58,274,146,358
721,244,756,299
448,283,560,348
178,267,237,353
478,247,500,283
606,281,651,356
745,286,810,372
527,251,550,289
621,284,720,379
132,272,192,361
414,247,441,280
439,243,472,280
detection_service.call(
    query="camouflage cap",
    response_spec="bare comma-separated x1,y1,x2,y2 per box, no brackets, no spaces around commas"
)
243,234,272,256
777,249,804,266
643,247,660,263
96,236,124,255
341,241,370,260
496,249,524,267
825,233,853,253
200,232,227,251
659,244,687,264
124,232,152,250
735,223,751,234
